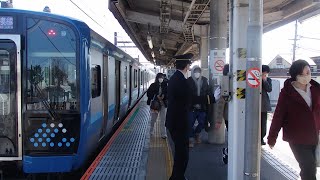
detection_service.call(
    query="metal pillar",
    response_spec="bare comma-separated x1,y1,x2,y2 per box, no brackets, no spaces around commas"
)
114,32,117,46
292,20,298,62
243,0,263,179
208,0,228,144
228,0,248,179
200,25,209,78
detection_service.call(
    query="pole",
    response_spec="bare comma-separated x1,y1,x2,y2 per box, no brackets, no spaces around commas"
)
228,0,248,179
292,20,298,62
208,0,228,144
200,25,209,78
243,0,263,179
114,32,117,46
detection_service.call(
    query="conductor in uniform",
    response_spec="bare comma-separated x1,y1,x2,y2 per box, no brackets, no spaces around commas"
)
165,53,192,180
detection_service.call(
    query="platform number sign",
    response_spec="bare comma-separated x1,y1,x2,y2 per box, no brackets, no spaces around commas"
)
246,67,261,88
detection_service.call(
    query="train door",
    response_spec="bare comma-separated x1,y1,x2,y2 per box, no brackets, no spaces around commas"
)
114,60,121,124
100,54,108,139
128,65,132,109
137,69,140,98
0,35,22,161
142,71,144,92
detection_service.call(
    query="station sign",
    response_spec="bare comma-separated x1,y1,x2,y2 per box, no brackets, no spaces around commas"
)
209,50,226,76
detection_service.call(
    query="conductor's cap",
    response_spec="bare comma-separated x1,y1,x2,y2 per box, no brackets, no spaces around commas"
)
173,53,193,65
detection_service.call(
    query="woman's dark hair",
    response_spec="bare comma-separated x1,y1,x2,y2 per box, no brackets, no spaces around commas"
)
262,65,270,73
289,59,310,80
155,73,164,82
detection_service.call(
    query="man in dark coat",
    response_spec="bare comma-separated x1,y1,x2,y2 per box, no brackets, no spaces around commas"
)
165,53,192,180
187,66,210,147
261,65,272,145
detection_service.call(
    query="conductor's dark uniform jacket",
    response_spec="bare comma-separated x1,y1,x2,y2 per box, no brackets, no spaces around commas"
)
165,70,189,134
165,69,190,180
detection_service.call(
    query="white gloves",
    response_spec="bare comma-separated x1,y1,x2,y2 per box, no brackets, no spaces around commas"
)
214,87,221,101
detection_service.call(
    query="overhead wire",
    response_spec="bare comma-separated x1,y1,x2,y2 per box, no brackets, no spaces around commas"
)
69,0,104,28
297,46,320,53
299,36,320,41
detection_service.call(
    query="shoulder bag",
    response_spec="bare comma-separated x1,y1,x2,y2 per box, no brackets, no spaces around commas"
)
150,95,161,111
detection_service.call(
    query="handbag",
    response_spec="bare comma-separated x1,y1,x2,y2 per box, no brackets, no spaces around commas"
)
316,133,320,167
150,95,161,111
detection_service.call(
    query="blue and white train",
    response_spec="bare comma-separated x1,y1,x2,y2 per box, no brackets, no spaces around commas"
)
0,9,154,173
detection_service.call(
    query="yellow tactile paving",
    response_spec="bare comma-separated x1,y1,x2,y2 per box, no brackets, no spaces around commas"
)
146,114,173,180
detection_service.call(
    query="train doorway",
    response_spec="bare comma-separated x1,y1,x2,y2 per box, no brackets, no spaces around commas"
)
0,35,22,161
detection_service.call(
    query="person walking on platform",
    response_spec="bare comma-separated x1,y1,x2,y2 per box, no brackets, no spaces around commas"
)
267,60,320,180
187,66,220,148
261,65,272,145
147,73,168,139
165,53,192,180
222,64,230,164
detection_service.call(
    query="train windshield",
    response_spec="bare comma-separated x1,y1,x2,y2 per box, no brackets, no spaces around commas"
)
26,18,78,112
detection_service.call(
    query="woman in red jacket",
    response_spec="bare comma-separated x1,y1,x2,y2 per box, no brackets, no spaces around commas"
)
267,60,320,180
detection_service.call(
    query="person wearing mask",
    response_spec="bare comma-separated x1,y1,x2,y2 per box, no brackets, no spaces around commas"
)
165,53,192,180
267,60,320,180
261,65,272,145
187,66,220,147
147,73,168,139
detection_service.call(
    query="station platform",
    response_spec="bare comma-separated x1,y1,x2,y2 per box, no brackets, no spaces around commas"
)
80,96,305,180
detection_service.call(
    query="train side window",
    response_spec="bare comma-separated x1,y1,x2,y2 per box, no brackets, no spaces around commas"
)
124,66,127,93
134,69,137,88
141,71,143,85
91,65,101,98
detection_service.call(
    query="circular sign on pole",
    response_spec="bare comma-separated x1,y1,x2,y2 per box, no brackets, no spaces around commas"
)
214,60,224,72
246,67,261,88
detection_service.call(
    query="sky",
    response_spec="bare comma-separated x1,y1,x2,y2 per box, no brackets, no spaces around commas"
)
11,0,320,65
263,15,320,64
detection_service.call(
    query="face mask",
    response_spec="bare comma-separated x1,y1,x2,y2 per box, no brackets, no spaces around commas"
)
194,72,201,79
158,78,163,83
296,74,311,85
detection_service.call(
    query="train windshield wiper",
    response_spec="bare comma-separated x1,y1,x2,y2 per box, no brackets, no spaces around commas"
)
33,84,59,121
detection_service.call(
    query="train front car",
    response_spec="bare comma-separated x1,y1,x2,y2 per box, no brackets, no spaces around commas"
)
0,9,90,173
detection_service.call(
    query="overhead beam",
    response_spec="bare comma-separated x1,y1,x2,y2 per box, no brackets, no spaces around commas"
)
282,0,319,17
263,11,283,23
298,8,320,22
109,1,151,62
154,0,190,7
263,0,320,32
126,10,201,35
139,31,185,43
127,0,136,9
263,0,293,10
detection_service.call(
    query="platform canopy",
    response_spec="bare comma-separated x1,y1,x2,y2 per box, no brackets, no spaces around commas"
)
109,0,320,66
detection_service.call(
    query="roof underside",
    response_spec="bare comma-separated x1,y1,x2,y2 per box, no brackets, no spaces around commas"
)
109,0,320,66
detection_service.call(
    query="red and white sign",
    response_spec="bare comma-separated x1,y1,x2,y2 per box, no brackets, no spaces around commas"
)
214,60,224,72
210,50,226,76
246,67,261,88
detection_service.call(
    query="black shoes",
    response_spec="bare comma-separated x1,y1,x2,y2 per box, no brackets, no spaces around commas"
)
222,147,228,164
222,154,228,164
222,147,228,155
